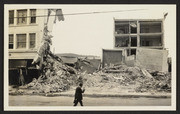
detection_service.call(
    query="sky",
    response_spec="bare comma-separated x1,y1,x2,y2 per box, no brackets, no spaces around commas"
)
5,4,176,57
48,5,176,58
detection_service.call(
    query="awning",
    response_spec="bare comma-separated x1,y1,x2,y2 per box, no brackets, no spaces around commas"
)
9,60,27,69
9,59,36,69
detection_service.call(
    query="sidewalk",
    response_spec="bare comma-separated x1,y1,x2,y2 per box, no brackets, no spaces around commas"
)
9,89,171,98
46,90,171,98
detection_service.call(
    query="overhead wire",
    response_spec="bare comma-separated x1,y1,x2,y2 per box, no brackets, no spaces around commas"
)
10,9,147,18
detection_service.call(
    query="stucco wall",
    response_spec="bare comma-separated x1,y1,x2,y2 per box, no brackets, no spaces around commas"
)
136,48,168,72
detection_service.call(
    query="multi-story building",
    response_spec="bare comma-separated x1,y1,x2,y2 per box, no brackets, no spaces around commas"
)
102,19,168,72
114,19,164,56
8,9,47,84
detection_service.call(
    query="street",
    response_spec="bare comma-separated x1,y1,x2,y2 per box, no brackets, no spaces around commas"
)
9,95,171,106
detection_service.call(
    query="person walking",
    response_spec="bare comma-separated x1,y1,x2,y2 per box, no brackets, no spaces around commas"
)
73,83,85,106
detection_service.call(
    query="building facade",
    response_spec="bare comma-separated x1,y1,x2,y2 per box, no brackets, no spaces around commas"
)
8,9,47,85
102,19,168,72
114,19,164,56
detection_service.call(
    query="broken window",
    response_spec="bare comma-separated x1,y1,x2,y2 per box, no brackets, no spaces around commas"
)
29,33,36,48
9,10,14,24
140,21,161,33
130,37,137,47
115,21,129,34
30,9,36,24
115,36,129,47
131,49,136,55
17,10,27,24
9,34,13,49
130,21,137,33
127,49,136,56
140,35,162,46
115,21,137,34
114,20,163,49
17,34,26,49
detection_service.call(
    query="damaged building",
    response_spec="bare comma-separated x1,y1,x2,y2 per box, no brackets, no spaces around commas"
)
103,19,169,72
8,9,62,85
8,9,46,85
58,54,101,74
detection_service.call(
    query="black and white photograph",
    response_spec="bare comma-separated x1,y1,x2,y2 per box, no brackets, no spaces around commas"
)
3,4,176,111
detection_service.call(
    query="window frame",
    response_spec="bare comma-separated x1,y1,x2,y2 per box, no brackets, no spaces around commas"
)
114,20,163,48
30,9,36,24
9,10,14,25
9,34,14,49
29,33,36,48
16,34,27,49
17,9,27,25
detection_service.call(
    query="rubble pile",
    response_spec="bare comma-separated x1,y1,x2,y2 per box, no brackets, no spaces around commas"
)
78,65,171,93
26,59,171,94
27,54,79,93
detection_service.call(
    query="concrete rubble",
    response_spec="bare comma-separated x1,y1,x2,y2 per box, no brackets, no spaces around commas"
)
27,54,79,93
11,60,170,95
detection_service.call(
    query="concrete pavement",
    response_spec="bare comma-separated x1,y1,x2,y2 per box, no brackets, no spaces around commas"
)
9,89,171,98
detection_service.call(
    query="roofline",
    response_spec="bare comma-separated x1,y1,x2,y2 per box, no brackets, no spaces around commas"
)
102,48,124,51
113,18,163,21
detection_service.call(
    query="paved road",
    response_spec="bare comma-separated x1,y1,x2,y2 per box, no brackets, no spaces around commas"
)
9,95,171,106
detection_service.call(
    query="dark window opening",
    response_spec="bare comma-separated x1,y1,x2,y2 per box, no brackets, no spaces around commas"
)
131,49,136,55
9,34,14,49
130,22,137,33
30,9,36,23
9,10,14,24
131,37,137,47
127,49,136,56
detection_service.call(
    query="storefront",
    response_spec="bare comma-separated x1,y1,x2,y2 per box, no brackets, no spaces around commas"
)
9,59,39,85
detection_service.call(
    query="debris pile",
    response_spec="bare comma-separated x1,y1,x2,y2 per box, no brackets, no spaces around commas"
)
27,54,79,93
25,61,171,94
78,65,171,93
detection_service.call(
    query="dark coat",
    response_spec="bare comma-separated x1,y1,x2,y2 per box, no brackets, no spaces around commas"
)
74,86,85,100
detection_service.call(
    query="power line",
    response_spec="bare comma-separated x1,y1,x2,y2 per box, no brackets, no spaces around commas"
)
10,9,147,18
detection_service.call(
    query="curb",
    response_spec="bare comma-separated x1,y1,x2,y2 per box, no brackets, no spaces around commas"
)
47,93,171,98
9,92,171,98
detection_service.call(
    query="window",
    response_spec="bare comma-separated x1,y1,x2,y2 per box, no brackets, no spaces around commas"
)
127,49,136,56
115,21,129,34
17,34,26,49
140,21,161,33
17,10,27,24
115,36,137,48
29,33,36,48
115,20,163,48
9,10,14,24
115,21,137,34
9,35,13,49
140,35,162,46
130,37,137,47
30,9,36,23
115,36,129,47
130,22,137,33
